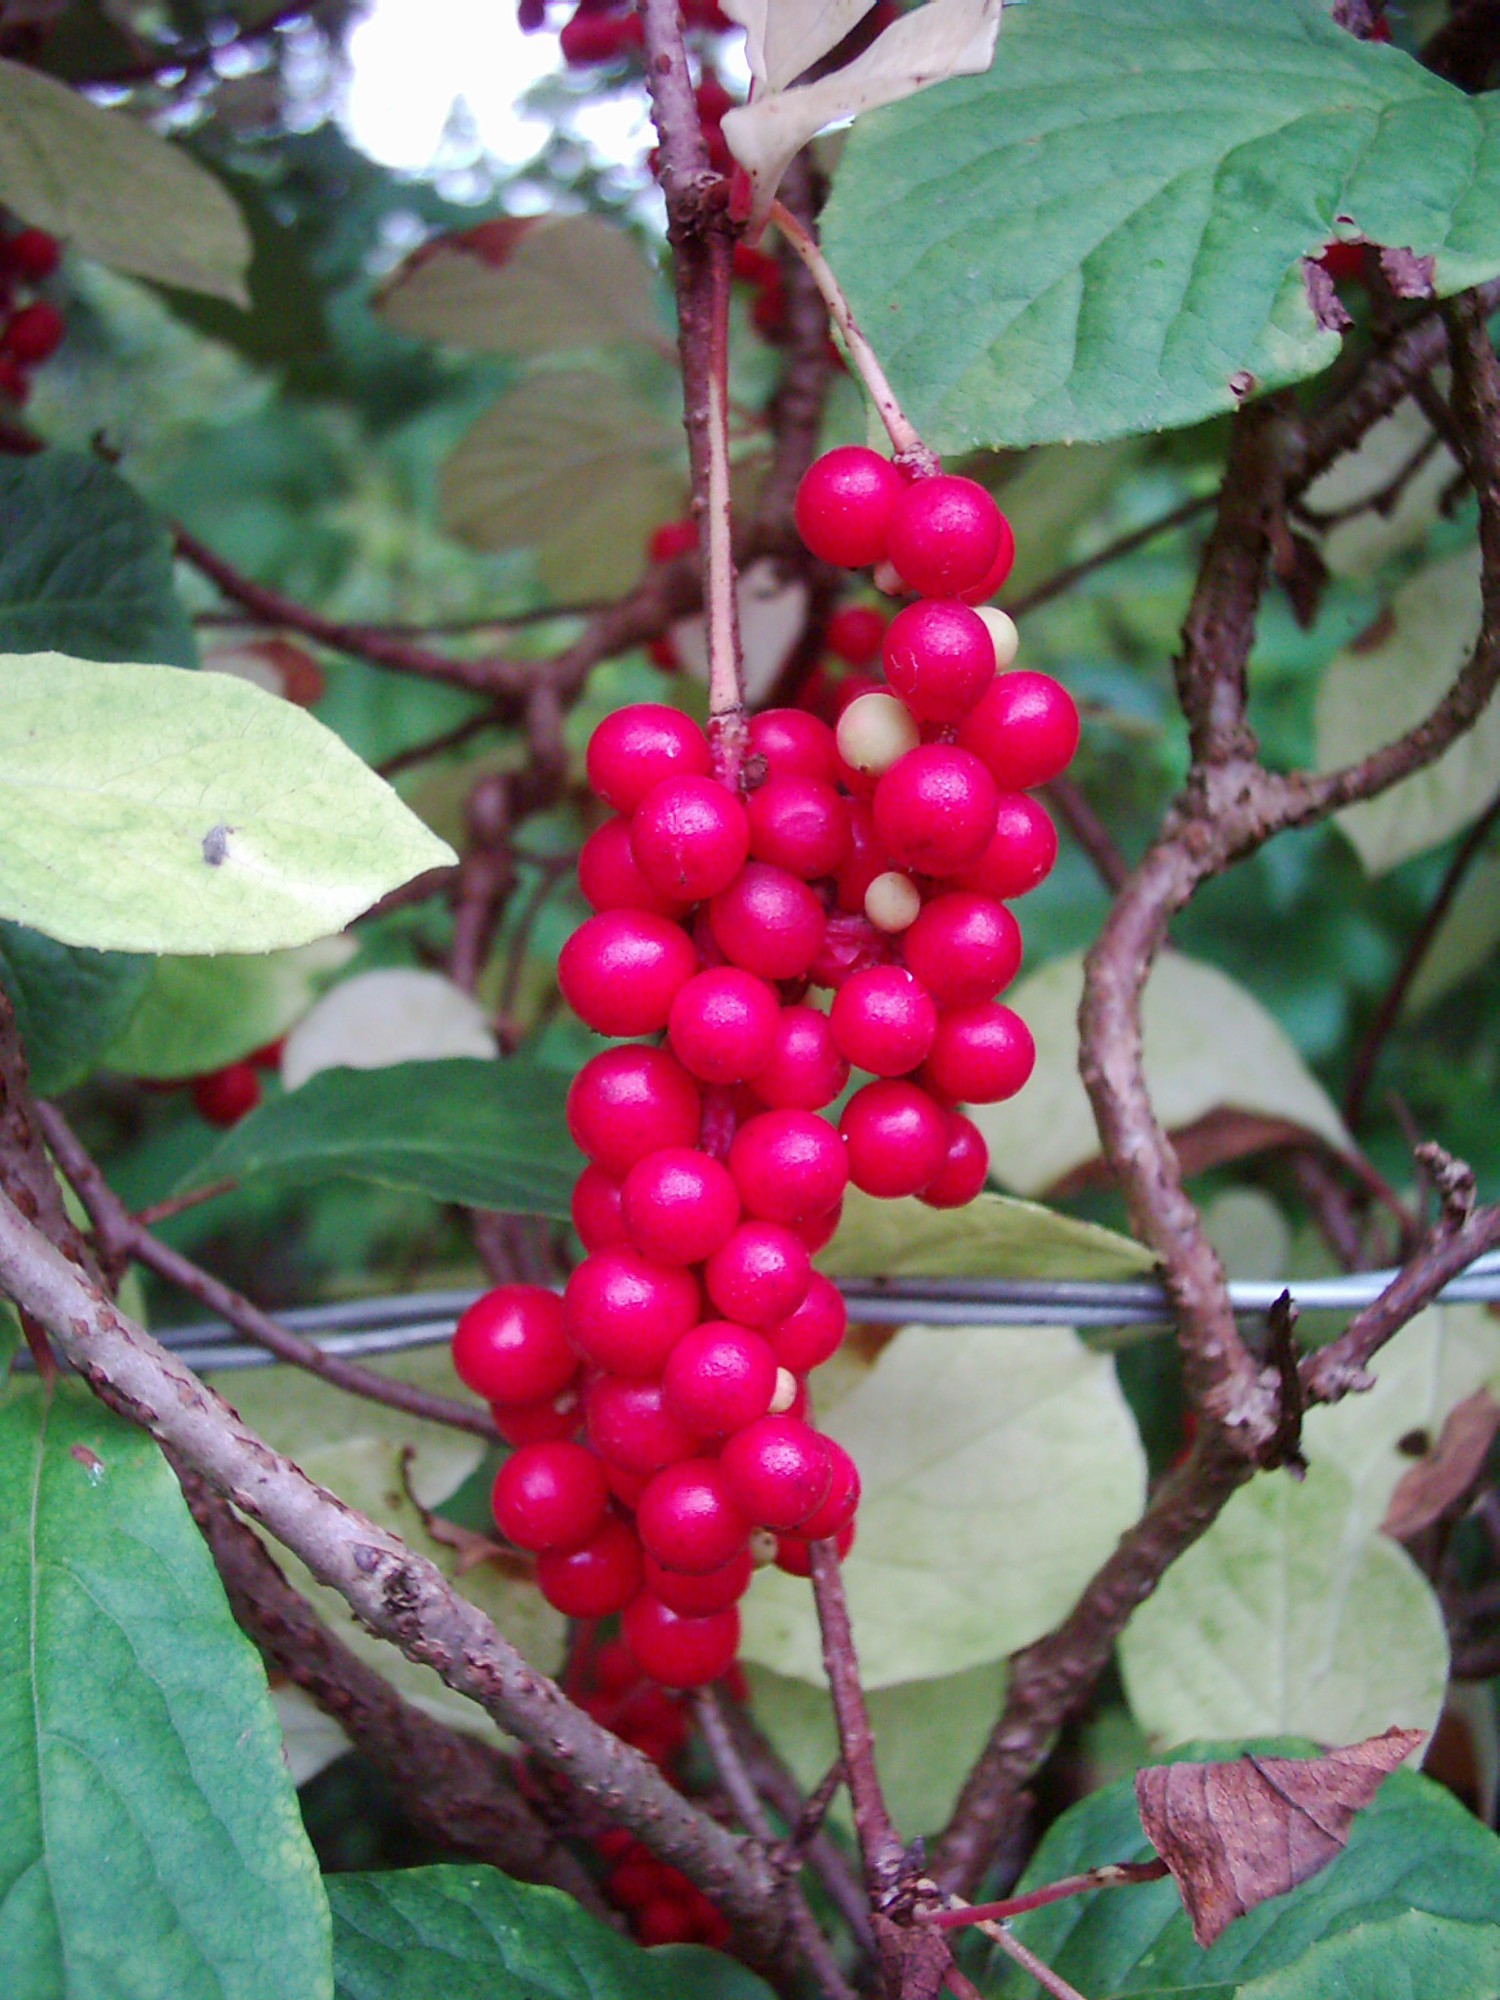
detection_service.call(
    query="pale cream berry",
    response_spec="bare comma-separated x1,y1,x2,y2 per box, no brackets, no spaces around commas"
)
769,1366,800,1414
976,605,1020,671
836,691,920,775
864,870,922,932
750,1527,780,1565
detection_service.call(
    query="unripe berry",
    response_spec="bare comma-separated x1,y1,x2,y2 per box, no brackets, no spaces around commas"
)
918,1112,990,1207
452,1284,576,1405
709,863,826,981
882,599,996,723
622,1594,740,1688
747,707,839,784
902,892,1022,1006
720,1416,833,1530
872,745,998,877
562,1249,701,1377
921,1003,1036,1104
975,605,1020,670
864,870,922,932
636,1458,750,1573
491,1440,610,1552
768,1272,847,1372
667,965,781,1084
703,1220,811,1327
630,776,751,901
578,816,691,918
886,475,1006,597
835,691,919,779
745,773,850,880
953,794,1058,900
770,1367,799,1412
829,965,938,1076
825,603,887,666
585,1374,699,1476
957,671,1080,791
797,1438,861,1540
839,1079,949,1196
622,1147,740,1265
793,446,903,568
587,704,710,813
571,1163,629,1251
663,1321,779,1436
536,1518,643,1617
567,1046,701,1178
644,1547,753,1614
751,1004,849,1110
729,1109,849,1225
558,910,698,1036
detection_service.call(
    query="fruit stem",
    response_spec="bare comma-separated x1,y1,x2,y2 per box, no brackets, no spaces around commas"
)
704,232,749,777
918,1859,1170,1932
770,200,938,477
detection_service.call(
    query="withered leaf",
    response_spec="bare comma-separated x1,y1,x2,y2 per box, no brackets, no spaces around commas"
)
1382,1388,1500,1542
1135,1728,1422,1947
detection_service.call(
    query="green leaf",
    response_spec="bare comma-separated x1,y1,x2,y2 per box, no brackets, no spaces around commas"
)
991,1753,1500,1998
0,1381,331,2000
819,1187,1155,1280
181,1057,580,1219
439,371,684,599
0,922,149,1094
1118,1462,1448,1754
971,951,1352,1198
0,451,195,667
739,1323,1145,1686
0,58,250,302
1315,545,1500,874
104,939,355,1081
1406,853,1500,1014
1240,1912,1500,2000
823,0,1500,450
0,655,456,954
328,1865,773,2000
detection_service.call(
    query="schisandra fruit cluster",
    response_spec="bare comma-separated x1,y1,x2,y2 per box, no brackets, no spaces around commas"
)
450,444,1078,1690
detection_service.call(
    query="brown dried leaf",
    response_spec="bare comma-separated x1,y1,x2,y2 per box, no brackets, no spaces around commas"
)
1135,1728,1423,1947
1382,1388,1500,1542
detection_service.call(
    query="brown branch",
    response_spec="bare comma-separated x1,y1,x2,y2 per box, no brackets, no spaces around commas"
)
920,1860,1168,1932
808,1539,906,1900
1043,775,1130,893
983,1922,1091,2000
1008,494,1214,620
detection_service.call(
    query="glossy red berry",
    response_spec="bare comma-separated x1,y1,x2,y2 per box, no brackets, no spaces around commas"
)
825,604,887,666
622,1594,740,1688
834,798,890,914
957,512,1018,604
643,1547,753,1615
768,1272,847,1372
558,910,698,1037
958,671,1080,790
747,707,839,784
571,1163,629,1251
902,892,1023,1006
729,1110,849,1225
562,1249,701,1377
751,1004,849,1110
636,1458,750,1573
622,1147,740,1265
918,1112,990,1207
566,1046,702,1177
745,774,850,880
886,476,1006,597
585,1374,699,1476
709,864,827,981
873,746,999,877
720,1415,833,1530
630,776,751,901
795,1199,844,1254
4,301,63,365
490,1389,581,1447
954,794,1058,900
839,1079,949,1196
667,966,780,1085
491,1440,610,1552
774,1517,856,1574
587,705,711,814
921,1003,1036,1104
578,817,690,917
882,599,996,723
452,1284,576,1405
797,1438,861,1540
794,447,904,568
191,1063,261,1126
703,1220,811,1327
536,1518,643,1617
829,965,938,1077
663,1322,779,1436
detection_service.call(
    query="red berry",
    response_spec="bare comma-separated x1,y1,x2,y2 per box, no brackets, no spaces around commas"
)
7,229,60,282
834,798,890,914
559,6,643,63
696,73,734,121
663,1322,779,1436
558,910,698,1037
622,1147,740,1265
536,1518,643,1616
921,1003,1036,1104
745,774,850,880
902,892,1022,1006
747,707,839,784
872,746,999,877
667,965,781,1085
637,1898,699,1946
562,1249,701,1377
797,1438,861,1539
4,301,63,365
733,244,781,288
1318,239,1366,283
958,671,1080,790
585,1374,699,1476
571,1163,629,1251
794,447,904,568
644,1547,753,1614
649,516,698,563
622,1594,740,1688
452,1284,576,1405
587,704,710,814
882,599,996,723
953,794,1058,900
768,1272,847,1372
636,1458,749,1573
886,476,1007,597
567,1045,702,1177
191,1063,261,1127
795,1199,844,1253
829,965,938,1077
918,1112,990,1207
630,776,751,901
491,1390,581,1446
957,513,1019,604
720,1416,832,1530
751,1004,849,1110
709,864,827,981
840,1079,949,1196
729,1110,849,1225
750,279,788,337
825,604,887,666
774,1518,856,1574
703,1220,811,1326
578,817,690,917
492,1441,610,1552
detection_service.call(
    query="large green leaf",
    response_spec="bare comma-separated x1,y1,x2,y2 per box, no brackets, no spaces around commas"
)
0,655,455,954
824,0,1500,450
990,1752,1500,1997
104,939,354,1081
182,1057,580,1218
0,1382,331,2000
739,1323,1146,1686
0,921,149,1094
1241,1913,1500,2000
0,59,249,301
0,452,195,668
819,1187,1154,1280
328,1866,773,2000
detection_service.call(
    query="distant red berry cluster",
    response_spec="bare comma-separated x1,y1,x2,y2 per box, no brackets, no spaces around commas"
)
0,225,63,405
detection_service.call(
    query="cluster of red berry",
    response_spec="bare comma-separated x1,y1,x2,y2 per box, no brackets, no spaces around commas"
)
0,225,63,405
529,0,729,70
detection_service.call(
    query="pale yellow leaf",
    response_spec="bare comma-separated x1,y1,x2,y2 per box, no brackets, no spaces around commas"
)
722,0,882,93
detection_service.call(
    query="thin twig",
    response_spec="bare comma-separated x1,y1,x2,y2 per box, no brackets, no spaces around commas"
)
983,1921,1092,2000
1009,495,1214,618
808,1538,906,1899
920,1860,1169,1931
133,1179,238,1230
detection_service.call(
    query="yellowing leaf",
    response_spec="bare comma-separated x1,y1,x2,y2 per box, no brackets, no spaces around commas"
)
819,1187,1154,1279
280,969,497,1090
670,559,808,704
724,0,881,93
1304,396,1458,579
0,59,250,302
